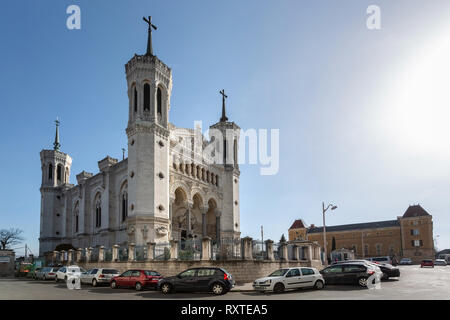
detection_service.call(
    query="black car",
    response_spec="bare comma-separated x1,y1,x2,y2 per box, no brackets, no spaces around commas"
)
333,260,400,279
320,262,380,287
158,267,235,295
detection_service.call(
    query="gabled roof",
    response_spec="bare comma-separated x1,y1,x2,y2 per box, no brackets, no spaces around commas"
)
289,219,307,230
307,219,400,234
402,205,430,218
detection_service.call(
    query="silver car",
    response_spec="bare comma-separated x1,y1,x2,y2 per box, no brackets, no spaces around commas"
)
36,267,60,280
80,268,120,286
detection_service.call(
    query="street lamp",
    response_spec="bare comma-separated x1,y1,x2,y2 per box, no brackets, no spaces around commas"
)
322,202,337,266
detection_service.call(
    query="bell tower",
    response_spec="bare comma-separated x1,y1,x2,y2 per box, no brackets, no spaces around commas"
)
125,16,172,245
39,119,72,255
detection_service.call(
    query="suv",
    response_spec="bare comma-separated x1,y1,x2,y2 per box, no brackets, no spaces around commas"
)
80,268,120,287
55,265,85,282
158,267,235,295
253,267,324,293
320,262,382,287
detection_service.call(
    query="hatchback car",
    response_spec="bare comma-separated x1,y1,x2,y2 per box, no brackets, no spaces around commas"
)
253,267,324,293
335,260,400,280
421,259,434,268
399,258,413,265
80,268,120,287
320,262,382,287
55,265,85,282
110,270,162,291
434,259,447,266
158,267,234,295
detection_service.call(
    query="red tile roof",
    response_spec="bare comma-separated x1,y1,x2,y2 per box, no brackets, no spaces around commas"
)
289,219,306,230
402,205,430,218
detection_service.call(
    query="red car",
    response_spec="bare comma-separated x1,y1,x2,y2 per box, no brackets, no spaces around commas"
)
420,259,434,268
110,269,162,291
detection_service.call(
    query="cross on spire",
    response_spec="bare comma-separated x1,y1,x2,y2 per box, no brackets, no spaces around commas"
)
53,117,61,151
143,16,157,56
219,89,228,122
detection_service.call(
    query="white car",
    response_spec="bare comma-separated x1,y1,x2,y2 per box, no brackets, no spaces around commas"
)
434,259,447,266
253,267,324,293
55,265,85,283
80,268,120,286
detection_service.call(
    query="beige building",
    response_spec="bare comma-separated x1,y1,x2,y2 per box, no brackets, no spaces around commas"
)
288,205,434,263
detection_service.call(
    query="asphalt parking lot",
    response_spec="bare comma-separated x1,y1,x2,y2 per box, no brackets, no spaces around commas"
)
0,265,449,300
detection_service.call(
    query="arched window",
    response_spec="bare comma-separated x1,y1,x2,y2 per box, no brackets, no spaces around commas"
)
48,164,53,180
95,196,102,228
134,86,138,112
234,139,238,165
57,164,62,181
157,87,162,115
74,203,79,233
143,83,150,111
122,192,128,222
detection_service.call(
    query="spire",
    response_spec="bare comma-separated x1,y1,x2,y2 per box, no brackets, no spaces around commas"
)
219,89,228,122
143,16,157,56
53,118,61,151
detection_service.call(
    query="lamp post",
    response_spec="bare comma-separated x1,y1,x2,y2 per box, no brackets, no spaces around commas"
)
322,202,337,266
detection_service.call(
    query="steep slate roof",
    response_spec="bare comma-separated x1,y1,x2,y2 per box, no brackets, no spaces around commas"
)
307,219,400,234
289,219,307,230
402,205,430,218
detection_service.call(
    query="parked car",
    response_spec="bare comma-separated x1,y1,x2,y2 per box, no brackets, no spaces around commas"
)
157,267,234,295
34,267,48,279
320,262,382,287
434,259,447,266
37,267,59,280
55,265,85,282
80,268,120,287
110,270,162,291
399,258,413,265
253,267,324,293
335,260,400,280
366,256,392,265
31,267,43,279
420,259,434,268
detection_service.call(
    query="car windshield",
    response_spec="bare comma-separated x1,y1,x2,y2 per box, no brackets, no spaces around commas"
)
268,269,289,277
102,269,119,274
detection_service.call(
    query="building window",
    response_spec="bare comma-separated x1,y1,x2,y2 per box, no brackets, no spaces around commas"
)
95,196,101,228
134,86,137,112
364,244,369,256
376,244,382,255
143,83,150,111
48,164,53,180
57,164,62,181
157,87,162,115
411,229,420,235
412,240,422,247
75,214,79,233
122,192,128,222
233,139,238,165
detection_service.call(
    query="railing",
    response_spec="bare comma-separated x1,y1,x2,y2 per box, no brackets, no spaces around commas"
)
154,243,170,261
212,238,242,260
178,239,201,261
135,245,147,262
90,247,99,262
273,243,281,260
252,240,266,260
118,247,128,262
104,248,112,262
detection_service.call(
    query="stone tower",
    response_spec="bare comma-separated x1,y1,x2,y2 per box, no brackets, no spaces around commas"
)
124,18,172,245
210,91,241,239
39,119,72,255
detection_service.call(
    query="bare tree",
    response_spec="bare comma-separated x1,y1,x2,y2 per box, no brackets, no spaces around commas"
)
0,228,24,250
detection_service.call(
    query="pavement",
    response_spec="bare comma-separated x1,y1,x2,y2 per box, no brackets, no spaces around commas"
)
1,265,449,300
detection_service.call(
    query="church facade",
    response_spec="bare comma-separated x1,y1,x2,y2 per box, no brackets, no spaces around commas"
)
39,22,241,256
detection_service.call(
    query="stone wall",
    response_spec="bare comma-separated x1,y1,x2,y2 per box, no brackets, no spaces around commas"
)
0,250,15,277
76,259,323,284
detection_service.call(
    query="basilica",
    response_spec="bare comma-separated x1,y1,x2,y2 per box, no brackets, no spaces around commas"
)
39,18,241,255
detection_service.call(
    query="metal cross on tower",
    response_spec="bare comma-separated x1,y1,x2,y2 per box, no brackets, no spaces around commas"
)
219,89,228,122
143,16,157,56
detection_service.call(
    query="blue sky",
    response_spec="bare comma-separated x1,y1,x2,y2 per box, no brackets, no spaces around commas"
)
1,0,450,255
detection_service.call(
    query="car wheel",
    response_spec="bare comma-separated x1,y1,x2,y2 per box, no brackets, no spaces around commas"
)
358,277,368,287
111,281,118,289
64,276,67,283
382,272,389,280
273,282,285,293
135,282,143,291
314,280,324,290
160,283,172,294
210,283,225,295
92,279,98,287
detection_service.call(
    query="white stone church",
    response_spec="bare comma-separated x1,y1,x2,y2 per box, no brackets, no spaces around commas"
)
39,19,241,256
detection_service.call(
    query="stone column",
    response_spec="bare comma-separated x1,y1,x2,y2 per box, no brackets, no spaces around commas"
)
76,248,83,262
308,245,313,261
146,242,156,261
112,245,119,262
169,198,174,241
170,240,178,260
280,243,288,261
265,240,275,261
86,248,92,263
68,249,74,264
201,237,212,261
201,206,207,237
60,250,66,264
242,237,253,260
53,251,58,264
186,203,193,237
292,245,299,260
99,246,105,262
128,243,135,261
215,210,222,242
